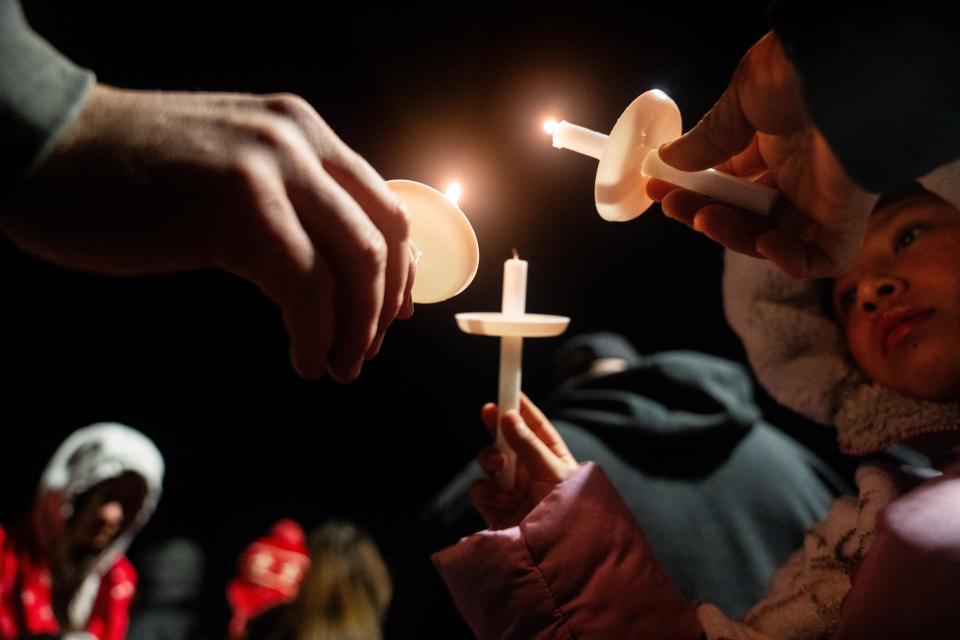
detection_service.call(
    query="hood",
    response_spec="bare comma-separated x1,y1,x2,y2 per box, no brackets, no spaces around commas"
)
36,422,164,626
721,163,960,455
547,350,761,474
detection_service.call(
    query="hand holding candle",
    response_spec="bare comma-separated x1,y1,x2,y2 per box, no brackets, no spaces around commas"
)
456,253,569,491
544,90,778,222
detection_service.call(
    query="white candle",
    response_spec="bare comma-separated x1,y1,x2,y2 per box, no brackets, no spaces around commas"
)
545,119,776,215
496,251,527,491
546,120,607,161
639,150,777,216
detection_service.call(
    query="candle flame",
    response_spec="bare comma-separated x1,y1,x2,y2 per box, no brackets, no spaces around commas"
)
543,119,559,135
512,248,519,259
445,182,462,205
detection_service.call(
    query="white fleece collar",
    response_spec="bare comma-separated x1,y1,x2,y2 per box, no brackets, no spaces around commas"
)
721,165,960,455
723,250,960,455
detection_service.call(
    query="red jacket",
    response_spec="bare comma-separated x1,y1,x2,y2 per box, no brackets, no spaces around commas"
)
0,423,163,640
0,523,137,640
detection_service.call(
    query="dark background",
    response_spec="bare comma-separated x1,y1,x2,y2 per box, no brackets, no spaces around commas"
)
1,1,847,635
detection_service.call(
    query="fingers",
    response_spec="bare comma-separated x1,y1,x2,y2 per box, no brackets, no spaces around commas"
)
658,73,755,173
480,403,499,436
288,98,413,358
658,31,804,173
657,184,719,226
285,165,385,382
256,94,412,377
500,410,570,483
477,445,504,477
323,153,411,363
397,242,417,320
756,228,853,279
519,394,575,463
692,204,772,258
715,135,767,178
221,160,338,379
653,178,772,260
481,397,576,469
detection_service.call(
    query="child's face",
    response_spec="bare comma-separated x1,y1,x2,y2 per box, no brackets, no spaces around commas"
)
832,193,960,402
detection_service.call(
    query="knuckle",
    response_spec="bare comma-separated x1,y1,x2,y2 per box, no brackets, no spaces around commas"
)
384,199,412,239
224,152,274,197
253,119,304,157
263,92,315,121
356,232,388,273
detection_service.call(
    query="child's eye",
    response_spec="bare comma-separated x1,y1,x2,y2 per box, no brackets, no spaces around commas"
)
893,225,925,252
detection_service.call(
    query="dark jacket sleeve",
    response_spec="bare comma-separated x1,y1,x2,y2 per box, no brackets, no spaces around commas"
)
432,463,704,639
770,0,960,192
0,0,94,190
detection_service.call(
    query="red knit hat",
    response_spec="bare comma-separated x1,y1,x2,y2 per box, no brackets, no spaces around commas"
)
227,519,310,639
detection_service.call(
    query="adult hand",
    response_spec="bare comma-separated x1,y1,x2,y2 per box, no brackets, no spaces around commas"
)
0,84,415,380
471,394,579,530
653,31,878,278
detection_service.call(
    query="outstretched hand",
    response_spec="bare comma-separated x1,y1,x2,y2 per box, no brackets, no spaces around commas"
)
0,84,416,381
653,31,878,279
470,394,579,530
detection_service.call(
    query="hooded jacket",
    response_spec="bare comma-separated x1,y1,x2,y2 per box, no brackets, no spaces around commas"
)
0,423,164,640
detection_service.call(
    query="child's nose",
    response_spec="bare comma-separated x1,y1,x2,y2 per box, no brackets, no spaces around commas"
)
858,277,903,313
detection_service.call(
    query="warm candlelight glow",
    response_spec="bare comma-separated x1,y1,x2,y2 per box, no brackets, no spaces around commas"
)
543,119,558,135
445,182,462,205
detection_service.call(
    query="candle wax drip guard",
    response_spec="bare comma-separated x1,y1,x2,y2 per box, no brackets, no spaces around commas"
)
386,179,479,304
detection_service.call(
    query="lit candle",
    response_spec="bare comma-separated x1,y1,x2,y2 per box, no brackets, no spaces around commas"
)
544,91,777,216
544,120,607,161
445,181,463,206
496,250,526,491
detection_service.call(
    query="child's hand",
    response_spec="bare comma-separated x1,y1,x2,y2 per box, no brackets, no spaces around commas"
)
470,394,579,530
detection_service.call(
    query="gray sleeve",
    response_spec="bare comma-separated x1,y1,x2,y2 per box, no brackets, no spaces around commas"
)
0,0,95,190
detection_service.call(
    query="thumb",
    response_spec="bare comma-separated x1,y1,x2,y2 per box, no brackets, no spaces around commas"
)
658,80,755,173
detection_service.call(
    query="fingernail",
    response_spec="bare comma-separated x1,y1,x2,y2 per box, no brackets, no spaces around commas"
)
692,212,705,232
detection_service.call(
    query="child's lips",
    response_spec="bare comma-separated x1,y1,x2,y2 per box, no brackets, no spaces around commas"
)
879,306,936,354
